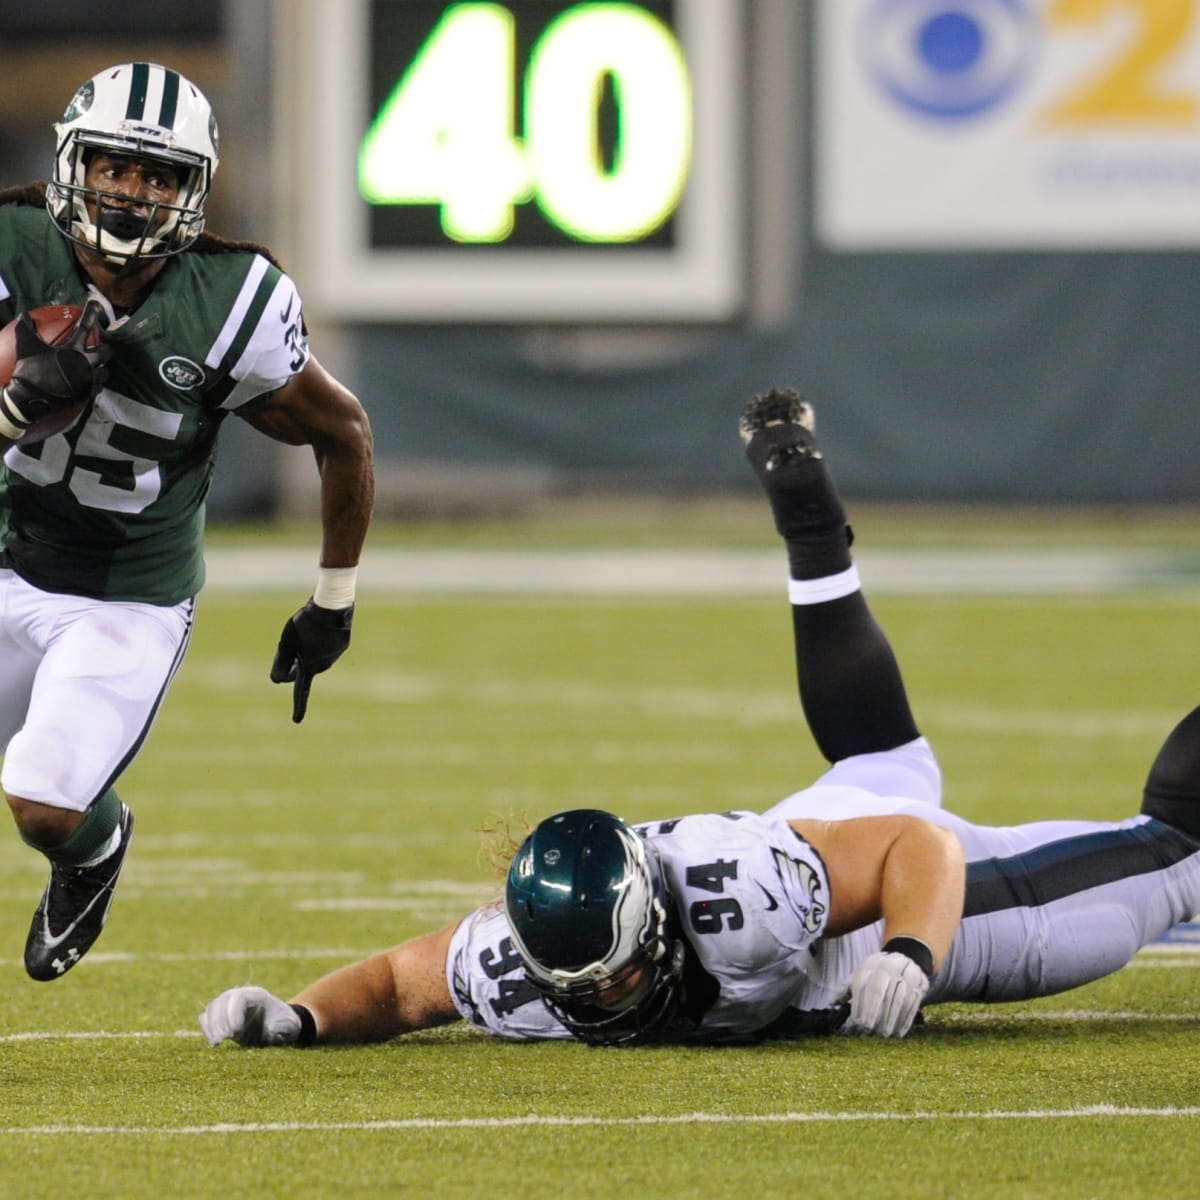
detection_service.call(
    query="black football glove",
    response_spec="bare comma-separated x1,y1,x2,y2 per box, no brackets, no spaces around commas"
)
0,299,110,441
270,599,355,724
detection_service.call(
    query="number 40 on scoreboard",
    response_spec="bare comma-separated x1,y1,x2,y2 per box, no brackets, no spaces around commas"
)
361,2,691,246
290,0,744,322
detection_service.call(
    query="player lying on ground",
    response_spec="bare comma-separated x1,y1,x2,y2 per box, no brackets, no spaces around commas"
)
202,390,1200,1047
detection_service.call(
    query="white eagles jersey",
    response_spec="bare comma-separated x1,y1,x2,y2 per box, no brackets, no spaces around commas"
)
446,789,1200,1044
446,811,840,1043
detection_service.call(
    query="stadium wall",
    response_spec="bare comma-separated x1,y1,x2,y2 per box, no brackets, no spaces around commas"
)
0,3,1195,510
313,1,1200,506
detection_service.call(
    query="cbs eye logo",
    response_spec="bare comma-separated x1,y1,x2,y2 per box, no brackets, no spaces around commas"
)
862,0,1037,120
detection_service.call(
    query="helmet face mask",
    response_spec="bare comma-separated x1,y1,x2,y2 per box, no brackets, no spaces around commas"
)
537,932,686,1046
46,62,219,265
505,809,686,1046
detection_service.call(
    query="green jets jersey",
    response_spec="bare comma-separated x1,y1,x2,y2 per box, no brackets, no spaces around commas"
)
0,205,309,603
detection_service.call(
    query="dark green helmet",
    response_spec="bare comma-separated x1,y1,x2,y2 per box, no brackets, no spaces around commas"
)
505,809,684,1045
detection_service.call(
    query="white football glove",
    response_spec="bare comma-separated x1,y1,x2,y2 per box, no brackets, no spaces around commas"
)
848,950,931,1038
200,985,302,1048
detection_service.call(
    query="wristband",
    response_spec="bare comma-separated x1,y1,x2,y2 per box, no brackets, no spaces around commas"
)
883,936,935,980
289,1003,319,1047
313,566,357,609
0,389,27,441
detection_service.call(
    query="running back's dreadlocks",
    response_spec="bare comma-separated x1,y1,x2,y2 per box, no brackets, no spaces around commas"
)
0,181,289,273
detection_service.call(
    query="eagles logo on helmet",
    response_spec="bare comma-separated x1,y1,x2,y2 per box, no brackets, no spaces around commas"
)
505,809,686,1045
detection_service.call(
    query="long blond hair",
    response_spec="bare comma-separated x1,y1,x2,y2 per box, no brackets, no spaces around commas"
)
477,814,534,880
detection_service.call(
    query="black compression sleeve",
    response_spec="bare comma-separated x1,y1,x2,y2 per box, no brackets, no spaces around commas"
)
791,592,920,764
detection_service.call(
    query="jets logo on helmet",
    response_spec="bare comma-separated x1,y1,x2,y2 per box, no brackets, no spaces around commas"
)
505,809,686,1045
46,62,220,265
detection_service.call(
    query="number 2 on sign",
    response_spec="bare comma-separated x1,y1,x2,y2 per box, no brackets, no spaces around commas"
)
1044,0,1197,125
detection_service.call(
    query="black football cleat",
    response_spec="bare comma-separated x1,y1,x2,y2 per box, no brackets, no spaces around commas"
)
24,805,134,981
740,388,848,546
739,386,817,454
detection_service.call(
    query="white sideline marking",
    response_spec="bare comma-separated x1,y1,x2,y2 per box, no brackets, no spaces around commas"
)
201,546,1200,596
3,1105,1200,1136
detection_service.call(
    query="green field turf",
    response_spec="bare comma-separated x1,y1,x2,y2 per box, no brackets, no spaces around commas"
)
2,538,1199,1197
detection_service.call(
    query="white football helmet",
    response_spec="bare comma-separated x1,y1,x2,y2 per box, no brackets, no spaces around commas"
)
46,62,219,265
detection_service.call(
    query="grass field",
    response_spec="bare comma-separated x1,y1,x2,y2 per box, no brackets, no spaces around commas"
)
2,512,1199,1198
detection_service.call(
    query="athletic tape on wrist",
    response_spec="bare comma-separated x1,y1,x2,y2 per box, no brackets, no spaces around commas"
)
883,936,935,980
289,1003,318,1047
313,566,357,609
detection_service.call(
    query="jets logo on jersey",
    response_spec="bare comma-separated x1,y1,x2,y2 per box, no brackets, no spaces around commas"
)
772,848,827,934
159,356,206,391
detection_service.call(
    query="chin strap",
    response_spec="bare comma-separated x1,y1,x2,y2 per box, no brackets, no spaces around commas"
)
83,286,131,332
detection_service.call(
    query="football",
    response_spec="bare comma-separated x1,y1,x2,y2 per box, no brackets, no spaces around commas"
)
0,304,103,446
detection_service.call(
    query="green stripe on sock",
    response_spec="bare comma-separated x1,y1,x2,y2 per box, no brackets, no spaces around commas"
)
22,789,122,866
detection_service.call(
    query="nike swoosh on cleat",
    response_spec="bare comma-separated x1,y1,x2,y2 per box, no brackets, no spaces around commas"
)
35,884,116,950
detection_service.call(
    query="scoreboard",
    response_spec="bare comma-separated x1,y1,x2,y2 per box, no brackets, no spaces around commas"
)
289,0,744,321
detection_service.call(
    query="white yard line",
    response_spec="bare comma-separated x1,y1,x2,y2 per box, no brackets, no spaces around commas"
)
144,659,1198,740
0,947,375,971
3,1104,1200,1135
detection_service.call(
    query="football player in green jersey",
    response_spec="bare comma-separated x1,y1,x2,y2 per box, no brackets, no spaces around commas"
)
0,63,374,981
